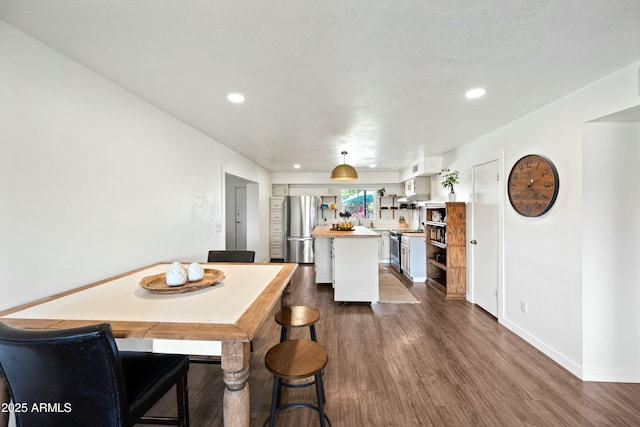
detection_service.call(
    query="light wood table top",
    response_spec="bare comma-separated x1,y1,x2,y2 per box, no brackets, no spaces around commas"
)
0,262,297,427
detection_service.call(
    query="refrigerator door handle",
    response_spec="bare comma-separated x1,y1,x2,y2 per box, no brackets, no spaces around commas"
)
287,237,313,241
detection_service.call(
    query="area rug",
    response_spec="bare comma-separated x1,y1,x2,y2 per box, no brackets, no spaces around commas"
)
378,273,420,304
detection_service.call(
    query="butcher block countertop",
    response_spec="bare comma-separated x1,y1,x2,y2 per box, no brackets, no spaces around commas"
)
402,232,426,237
311,225,379,238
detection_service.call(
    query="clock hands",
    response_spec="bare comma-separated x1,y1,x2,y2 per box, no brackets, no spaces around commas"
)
526,179,537,196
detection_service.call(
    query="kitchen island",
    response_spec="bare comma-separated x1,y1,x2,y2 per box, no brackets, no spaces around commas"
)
312,225,379,303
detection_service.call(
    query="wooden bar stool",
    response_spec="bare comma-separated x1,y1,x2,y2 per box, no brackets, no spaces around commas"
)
265,339,330,427
275,305,320,342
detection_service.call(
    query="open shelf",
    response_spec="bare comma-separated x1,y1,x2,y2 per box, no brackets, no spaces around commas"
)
321,195,338,219
426,221,446,227
378,195,418,220
428,240,446,249
427,277,447,294
427,258,447,271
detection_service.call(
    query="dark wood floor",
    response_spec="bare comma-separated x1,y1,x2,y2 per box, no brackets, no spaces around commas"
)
146,264,640,426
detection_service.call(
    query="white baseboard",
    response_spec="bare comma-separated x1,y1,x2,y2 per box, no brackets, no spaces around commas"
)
500,317,583,379
582,368,640,383
501,317,639,383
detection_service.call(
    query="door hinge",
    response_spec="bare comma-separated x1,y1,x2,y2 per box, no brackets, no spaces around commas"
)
496,172,500,181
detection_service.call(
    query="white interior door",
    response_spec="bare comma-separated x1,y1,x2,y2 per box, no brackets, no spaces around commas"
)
234,187,247,250
471,160,499,317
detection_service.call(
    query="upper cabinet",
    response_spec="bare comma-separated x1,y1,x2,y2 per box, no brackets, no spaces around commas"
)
403,176,430,198
272,184,289,196
404,179,413,196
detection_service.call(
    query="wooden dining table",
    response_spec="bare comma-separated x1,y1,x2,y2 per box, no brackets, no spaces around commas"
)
0,261,297,427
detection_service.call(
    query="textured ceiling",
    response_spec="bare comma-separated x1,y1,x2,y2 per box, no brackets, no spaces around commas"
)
1,0,639,174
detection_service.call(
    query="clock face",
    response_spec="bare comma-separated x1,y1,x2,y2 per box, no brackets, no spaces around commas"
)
508,154,559,217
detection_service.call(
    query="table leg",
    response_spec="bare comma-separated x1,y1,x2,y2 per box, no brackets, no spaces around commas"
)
221,341,250,427
281,280,293,307
0,372,9,427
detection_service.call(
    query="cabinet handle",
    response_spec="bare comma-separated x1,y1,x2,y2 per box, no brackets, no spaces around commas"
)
470,240,477,244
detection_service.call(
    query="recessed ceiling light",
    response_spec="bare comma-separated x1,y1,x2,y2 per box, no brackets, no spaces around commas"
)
227,93,245,103
465,88,486,99
293,164,301,169
369,164,377,168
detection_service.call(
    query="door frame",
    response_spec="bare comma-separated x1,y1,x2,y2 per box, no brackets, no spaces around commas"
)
223,172,259,254
469,150,505,321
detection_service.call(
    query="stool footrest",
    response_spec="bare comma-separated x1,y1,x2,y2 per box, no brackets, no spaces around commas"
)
269,404,332,427
280,378,317,390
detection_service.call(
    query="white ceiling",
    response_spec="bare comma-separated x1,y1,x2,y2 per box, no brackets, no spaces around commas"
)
2,0,640,174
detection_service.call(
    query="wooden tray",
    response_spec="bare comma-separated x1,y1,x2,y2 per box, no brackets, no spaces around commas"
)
139,269,225,294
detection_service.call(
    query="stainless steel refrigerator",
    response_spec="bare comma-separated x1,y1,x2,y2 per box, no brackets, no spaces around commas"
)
283,196,319,263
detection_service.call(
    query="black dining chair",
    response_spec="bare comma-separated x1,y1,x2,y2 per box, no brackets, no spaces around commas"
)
207,250,256,263
0,322,189,427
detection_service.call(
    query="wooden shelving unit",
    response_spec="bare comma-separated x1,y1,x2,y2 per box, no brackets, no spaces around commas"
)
425,202,466,299
377,195,417,219
378,195,397,219
320,195,337,219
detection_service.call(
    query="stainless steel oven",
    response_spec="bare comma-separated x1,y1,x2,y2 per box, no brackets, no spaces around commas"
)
389,230,401,273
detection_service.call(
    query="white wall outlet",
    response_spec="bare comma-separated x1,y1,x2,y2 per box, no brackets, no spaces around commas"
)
216,223,223,233
521,301,528,314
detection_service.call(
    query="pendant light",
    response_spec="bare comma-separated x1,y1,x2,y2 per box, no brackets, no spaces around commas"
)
330,151,359,180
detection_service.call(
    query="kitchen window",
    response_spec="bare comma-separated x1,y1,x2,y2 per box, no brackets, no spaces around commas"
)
340,189,375,221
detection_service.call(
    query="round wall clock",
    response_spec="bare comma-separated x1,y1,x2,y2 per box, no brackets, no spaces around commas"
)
507,154,559,217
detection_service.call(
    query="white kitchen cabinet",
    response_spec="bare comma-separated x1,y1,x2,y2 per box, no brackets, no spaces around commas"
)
270,246,283,258
270,197,285,260
378,231,390,263
404,179,413,196
400,240,409,274
402,234,426,282
272,184,289,196
270,223,283,234
404,176,430,197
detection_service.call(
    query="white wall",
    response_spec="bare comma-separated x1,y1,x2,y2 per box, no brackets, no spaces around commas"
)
440,61,640,381
246,182,260,256
0,21,272,310
583,121,640,382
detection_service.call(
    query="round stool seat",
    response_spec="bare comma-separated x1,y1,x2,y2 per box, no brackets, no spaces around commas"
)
265,339,331,426
275,306,320,328
265,339,327,380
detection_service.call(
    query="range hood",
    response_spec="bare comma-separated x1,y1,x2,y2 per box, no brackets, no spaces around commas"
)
399,193,430,202
396,193,430,202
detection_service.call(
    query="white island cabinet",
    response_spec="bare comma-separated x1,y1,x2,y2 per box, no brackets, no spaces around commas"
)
314,236,333,283
312,226,379,303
